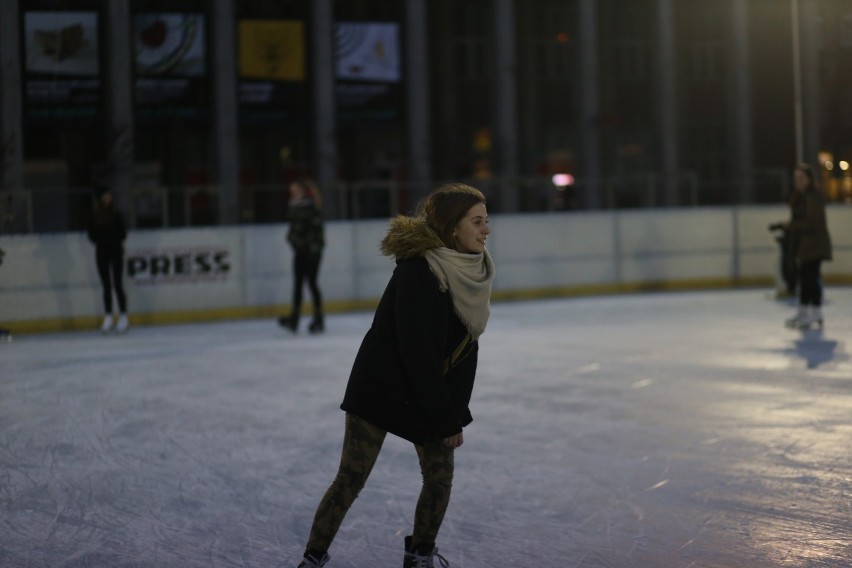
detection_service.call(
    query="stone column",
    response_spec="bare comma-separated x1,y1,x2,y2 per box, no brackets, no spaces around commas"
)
211,0,240,224
406,0,432,205
798,0,820,166
0,0,24,190
312,0,338,216
578,0,602,209
104,0,135,212
656,0,679,206
494,0,519,212
730,0,754,203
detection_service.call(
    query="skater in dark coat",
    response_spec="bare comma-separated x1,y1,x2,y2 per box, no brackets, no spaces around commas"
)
782,163,833,329
86,185,129,334
278,177,325,333
296,183,495,568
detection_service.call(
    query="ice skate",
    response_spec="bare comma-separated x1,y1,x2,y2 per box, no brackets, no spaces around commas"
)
116,314,130,334
308,313,324,334
278,315,298,333
296,551,329,567
404,536,450,568
784,306,807,329
795,306,823,330
100,315,114,334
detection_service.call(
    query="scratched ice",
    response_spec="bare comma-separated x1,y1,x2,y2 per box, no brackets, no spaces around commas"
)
2,289,851,567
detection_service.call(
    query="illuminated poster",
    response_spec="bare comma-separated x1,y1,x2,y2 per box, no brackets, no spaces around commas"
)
335,22,400,82
25,11,99,76
239,20,305,81
134,13,206,76
238,20,307,124
334,22,402,121
23,11,101,118
133,13,207,121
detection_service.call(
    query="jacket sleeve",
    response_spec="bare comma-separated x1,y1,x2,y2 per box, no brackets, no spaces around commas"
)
393,258,463,439
117,212,127,243
86,213,97,244
788,194,823,235
287,207,322,252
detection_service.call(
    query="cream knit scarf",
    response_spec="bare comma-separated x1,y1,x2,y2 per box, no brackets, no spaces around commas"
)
424,247,495,339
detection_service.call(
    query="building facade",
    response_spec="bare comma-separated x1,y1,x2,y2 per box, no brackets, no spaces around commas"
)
1,0,850,233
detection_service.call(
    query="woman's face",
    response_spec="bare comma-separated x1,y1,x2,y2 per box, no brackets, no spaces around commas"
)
793,168,810,192
289,182,305,200
454,202,490,254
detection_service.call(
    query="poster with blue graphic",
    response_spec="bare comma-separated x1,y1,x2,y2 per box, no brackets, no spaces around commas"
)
334,22,402,121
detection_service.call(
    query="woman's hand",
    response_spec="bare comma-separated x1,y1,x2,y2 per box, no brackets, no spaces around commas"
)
443,432,464,449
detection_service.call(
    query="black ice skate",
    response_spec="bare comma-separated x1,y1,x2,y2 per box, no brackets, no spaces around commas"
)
278,315,298,333
308,313,324,334
403,536,450,568
296,551,329,567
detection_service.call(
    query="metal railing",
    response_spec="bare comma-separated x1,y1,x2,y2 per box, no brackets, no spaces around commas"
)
2,169,843,235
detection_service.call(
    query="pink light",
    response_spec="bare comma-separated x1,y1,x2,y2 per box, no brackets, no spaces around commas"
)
552,173,575,187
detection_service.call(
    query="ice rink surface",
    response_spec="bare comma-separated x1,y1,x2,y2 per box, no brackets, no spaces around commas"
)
2,288,852,568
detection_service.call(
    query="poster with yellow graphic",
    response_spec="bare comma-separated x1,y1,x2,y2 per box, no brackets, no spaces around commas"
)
239,20,304,82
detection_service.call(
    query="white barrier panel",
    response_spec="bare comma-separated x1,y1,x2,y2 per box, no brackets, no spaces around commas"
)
0,233,96,319
1,205,850,326
124,227,244,313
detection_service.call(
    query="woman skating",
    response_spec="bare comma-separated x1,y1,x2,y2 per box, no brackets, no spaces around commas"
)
783,164,833,329
296,183,494,568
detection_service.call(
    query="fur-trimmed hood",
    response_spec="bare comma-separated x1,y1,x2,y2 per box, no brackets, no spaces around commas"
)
380,215,444,260
380,214,495,340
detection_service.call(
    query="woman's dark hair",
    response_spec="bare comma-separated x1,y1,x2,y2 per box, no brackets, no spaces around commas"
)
418,183,486,248
93,184,111,199
795,163,818,192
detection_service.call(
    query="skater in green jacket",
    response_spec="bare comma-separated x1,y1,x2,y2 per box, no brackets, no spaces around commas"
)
278,177,325,333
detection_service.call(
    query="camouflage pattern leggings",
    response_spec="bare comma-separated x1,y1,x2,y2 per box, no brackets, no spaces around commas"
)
305,413,455,555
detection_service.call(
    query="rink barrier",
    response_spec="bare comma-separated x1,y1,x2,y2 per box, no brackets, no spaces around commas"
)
1,205,850,334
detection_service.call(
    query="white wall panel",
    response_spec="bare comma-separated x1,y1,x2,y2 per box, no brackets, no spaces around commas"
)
1,206,850,326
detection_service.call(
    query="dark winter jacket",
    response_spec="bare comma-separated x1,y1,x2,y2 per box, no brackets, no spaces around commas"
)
86,204,126,252
788,190,832,262
287,198,324,255
340,218,480,445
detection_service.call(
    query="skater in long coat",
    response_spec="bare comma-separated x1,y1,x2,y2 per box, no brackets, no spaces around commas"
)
296,183,495,568
783,163,832,329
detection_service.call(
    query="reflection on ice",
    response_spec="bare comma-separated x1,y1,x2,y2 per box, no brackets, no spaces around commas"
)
1,288,851,566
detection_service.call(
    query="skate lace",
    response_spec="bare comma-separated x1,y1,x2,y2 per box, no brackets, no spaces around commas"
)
298,553,330,567
407,548,450,568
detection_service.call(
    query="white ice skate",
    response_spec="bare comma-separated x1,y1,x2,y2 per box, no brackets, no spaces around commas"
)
784,306,807,329
116,314,130,334
100,315,114,334
795,306,823,330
